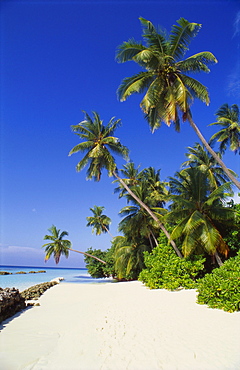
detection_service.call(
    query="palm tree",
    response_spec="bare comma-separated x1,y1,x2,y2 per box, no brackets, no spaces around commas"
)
86,205,113,237
209,103,240,155
69,111,183,258
112,236,149,280
68,111,129,181
42,225,106,264
181,143,237,190
167,168,235,266
118,182,165,249
116,17,240,190
113,161,142,199
140,167,168,208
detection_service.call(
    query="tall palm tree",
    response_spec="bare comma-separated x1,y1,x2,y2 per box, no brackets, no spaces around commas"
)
209,103,240,155
86,205,113,237
167,168,235,265
181,143,237,190
68,111,129,181
69,111,182,257
42,225,106,264
116,17,240,190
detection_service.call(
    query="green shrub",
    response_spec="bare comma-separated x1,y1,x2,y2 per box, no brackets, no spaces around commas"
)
84,247,116,279
223,203,240,257
197,251,240,312
139,243,205,290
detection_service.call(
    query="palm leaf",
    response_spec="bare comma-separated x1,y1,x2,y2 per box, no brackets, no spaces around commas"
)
68,141,94,156
117,72,154,102
179,75,210,105
139,17,167,54
116,39,146,63
169,18,201,60
177,52,217,73
75,152,92,172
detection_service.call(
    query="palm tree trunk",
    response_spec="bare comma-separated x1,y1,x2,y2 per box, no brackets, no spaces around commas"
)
148,233,154,249
188,115,240,190
103,225,114,238
150,229,158,248
113,170,183,258
214,251,223,267
69,248,106,264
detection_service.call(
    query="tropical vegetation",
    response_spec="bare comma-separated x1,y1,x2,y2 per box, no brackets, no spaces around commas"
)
84,247,116,278
209,103,240,155
167,167,235,266
197,251,240,312
86,205,113,237
116,17,240,189
43,17,240,312
181,143,237,191
69,110,182,257
139,242,205,290
42,225,107,264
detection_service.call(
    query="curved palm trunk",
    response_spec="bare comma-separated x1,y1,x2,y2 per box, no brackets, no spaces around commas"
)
188,116,240,190
69,248,106,264
103,225,114,238
113,170,183,258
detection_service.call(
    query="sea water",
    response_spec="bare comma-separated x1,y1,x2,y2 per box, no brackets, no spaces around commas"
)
0,265,112,292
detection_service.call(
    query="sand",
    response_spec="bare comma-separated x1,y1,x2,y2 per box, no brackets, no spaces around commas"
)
0,281,240,370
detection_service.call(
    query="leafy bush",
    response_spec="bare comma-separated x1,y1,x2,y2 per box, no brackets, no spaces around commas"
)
139,243,205,290
223,203,240,257
84,247,116,278
197,251,240,312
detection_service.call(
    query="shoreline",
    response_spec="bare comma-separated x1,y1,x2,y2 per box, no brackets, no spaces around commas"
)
1,281,240,370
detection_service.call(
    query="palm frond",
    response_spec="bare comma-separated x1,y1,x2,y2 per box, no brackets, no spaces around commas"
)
75,152,92,173
139,17,167,54
117,72,154,102
169,18,201,60
177,52,217,73
144,107,161,132
116,39,146,63
179,75,210,105
170,216,190,240
68,141,94,156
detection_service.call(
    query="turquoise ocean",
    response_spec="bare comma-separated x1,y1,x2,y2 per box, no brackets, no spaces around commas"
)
0,265,112,292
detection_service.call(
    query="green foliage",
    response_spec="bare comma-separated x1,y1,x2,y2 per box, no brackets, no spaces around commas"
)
42,225,71,264
84,247,116,279
224,203,240,256
167,167,234,259
209,104,240,155
69,111,129,181
112,236,148,281
116,17,217,131
181,142,236,191
139,243,205,290
86,205,112,236
197,251,240,312
226,230,240,253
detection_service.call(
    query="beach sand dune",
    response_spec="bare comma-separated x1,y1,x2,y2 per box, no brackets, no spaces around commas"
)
0,281,239,370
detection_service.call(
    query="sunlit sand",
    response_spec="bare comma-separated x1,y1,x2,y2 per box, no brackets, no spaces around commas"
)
1,281,239,369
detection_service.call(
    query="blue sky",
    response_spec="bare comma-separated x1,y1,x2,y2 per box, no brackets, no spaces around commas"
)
1,0,240,268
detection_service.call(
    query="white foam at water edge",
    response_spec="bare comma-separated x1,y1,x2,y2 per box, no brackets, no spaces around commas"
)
50,277,64,283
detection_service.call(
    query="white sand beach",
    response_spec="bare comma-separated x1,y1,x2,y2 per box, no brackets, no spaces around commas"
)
0,281,240,370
